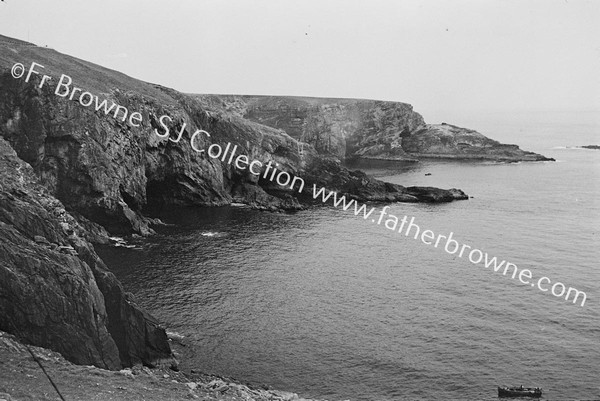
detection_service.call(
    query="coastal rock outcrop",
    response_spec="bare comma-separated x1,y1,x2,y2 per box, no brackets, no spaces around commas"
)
197,95,425,161
402,123,554,161
301,157,467,203
196,95,553,163
0,137,173,369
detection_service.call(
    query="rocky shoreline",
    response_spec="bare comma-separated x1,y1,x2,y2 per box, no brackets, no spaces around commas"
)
401,152,551,162
0,33,552,400
401,123,554,162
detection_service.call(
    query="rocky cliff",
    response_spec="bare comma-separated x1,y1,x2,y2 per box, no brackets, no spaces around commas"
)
196,95,553,162
0,35,467,235
196,95,424,161
0,137,172,370
0,34,468,373
402,123,552,161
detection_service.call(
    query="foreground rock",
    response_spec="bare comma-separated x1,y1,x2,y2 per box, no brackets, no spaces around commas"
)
0,331,325,401
0,138,173,370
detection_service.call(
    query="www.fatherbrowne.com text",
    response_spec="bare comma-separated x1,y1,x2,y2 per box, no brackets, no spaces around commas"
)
311,185,587,307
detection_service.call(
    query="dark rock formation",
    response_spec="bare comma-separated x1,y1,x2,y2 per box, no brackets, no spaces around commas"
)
195,95,553,163
580,145,600,150
301,157,467,203
0,138,173,369
197,95,424,161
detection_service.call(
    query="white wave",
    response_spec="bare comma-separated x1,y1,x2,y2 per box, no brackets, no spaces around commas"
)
166,331,185,341
201,231,226,238
109,236,140,249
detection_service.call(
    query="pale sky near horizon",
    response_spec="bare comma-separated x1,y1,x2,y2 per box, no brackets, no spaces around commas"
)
0,0,598,123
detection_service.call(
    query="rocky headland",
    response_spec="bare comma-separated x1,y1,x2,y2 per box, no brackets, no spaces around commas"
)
0,33,548,399
195,95,554,162
401,123,553,161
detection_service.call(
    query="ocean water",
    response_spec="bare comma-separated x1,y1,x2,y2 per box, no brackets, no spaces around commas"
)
98,111,600,401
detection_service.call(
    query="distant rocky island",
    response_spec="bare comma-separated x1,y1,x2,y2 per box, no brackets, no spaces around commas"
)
0,33,553,398
580,145,600,150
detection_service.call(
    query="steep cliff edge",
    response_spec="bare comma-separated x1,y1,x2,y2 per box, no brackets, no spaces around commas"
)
196,95,424,161
196,95,553,162
0,137,172,370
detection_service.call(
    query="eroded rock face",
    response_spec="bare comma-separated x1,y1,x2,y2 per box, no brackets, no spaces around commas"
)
0,137,173,369
402,123,554,161
199,95,424,161
0,68,310,234
197,95,553,163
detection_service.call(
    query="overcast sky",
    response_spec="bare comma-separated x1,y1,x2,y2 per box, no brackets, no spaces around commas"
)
1,0,598,123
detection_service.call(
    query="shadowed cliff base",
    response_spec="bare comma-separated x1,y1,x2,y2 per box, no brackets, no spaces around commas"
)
0,137,175,371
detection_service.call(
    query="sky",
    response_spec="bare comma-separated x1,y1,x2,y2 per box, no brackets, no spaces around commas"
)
0,0,598,123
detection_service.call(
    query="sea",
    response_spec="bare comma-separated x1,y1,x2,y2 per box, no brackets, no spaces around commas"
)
98,110,600,401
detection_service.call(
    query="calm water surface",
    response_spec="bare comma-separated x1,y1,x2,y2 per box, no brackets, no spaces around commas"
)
99,111,600,400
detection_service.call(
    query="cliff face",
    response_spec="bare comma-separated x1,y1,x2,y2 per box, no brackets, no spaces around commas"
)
0,137,171,369
0,35,467,372
197,95,425,161
197,95,553,162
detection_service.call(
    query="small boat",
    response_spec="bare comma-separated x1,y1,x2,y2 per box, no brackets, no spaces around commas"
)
498,386,542,398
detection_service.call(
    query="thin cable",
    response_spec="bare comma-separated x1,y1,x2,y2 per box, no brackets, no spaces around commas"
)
6,322,66,401
23,344,67,401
